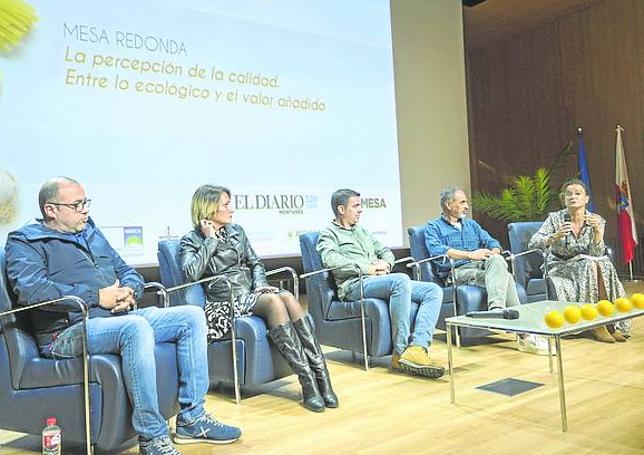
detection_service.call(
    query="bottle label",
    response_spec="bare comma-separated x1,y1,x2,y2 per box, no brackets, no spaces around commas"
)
43,432,61,449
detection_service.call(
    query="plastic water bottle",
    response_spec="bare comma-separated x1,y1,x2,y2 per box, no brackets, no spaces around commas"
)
42,417,61,455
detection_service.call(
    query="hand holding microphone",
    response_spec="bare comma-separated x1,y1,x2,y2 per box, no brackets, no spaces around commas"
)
551,213,572,246
562,212,571,247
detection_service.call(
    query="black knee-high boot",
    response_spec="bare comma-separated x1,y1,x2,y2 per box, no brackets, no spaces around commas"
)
293,317,339,408
268,321,325,412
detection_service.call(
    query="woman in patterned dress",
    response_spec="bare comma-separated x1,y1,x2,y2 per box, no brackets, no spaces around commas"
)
180,185,337,412
529,178,630,342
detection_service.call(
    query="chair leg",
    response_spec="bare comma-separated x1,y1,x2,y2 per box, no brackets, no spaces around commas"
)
450,283,463,349
358,280,370,371
80,310,92,455
359,304,370,371
230,321,241,405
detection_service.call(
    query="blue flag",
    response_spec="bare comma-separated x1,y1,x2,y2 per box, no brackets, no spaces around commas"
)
577,132,596,212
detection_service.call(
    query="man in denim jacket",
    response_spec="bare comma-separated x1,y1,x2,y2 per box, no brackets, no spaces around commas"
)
424,186,548,355
5,177,241,455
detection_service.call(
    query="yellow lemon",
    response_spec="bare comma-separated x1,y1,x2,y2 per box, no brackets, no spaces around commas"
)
563,305,581,323
596,300,614,317
580,304,598,320
630,293,644,309
545,310,565,329
615,297,633,313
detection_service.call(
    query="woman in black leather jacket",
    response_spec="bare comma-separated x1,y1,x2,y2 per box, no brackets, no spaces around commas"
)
180,185,337,412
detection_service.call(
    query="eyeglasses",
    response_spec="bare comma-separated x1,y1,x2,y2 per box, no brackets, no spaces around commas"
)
47,198,91,212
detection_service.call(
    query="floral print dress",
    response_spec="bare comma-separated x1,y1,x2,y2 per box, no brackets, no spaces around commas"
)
529,209,631,336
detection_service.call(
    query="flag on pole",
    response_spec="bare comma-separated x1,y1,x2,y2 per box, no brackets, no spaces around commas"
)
577,128,596,212
615,125,638,264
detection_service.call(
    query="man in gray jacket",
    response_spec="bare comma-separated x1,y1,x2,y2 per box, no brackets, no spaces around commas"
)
317,188,445,378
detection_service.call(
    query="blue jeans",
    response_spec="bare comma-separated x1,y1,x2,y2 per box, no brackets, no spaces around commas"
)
345,273,443,355
49,305,209,440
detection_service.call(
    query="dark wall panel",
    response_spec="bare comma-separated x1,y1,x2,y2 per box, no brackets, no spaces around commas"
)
466,0,644,272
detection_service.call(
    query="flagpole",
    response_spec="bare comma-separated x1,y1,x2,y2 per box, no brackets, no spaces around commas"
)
615,124,640,282
576,126,595,212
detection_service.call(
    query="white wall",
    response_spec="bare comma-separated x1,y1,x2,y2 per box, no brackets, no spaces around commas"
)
391,0,470,245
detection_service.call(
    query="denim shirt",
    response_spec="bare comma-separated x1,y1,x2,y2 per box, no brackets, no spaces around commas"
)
424,216,501,278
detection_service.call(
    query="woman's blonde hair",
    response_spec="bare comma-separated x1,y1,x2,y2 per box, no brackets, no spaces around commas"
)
190,185,231,229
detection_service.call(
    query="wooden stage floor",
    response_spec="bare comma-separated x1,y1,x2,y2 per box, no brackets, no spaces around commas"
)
2,282,643,454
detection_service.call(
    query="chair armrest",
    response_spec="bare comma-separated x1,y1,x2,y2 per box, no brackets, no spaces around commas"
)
394,256,414,265
405,253,450,268
157,276,233,316
266,266,300,301
506,248,544,260
406,253,454,281
504,248,546,281
143,282,167,309
299,263,363,303
0,295,88,319
299,263,361,280
391,256,413,271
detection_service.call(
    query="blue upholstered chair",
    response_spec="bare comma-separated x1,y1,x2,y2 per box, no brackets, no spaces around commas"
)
507,222,552,303
407,225,528,347
0,247,180,453
157,239,291,403
299,231,419,370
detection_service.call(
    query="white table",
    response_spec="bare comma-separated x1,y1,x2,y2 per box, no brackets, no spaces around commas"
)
446,300,644,431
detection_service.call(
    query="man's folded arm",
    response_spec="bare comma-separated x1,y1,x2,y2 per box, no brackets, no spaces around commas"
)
371,234,395,269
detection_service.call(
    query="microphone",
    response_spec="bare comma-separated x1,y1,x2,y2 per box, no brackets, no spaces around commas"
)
465,309,520,320
563,212,571,247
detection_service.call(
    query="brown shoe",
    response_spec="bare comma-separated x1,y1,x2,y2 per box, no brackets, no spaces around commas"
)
390,353,403,371
611,329,627,342
592,326,616,343
399,346,445,379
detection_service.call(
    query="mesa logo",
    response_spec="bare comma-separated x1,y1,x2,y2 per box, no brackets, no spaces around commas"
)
234,194,317,215
361,197,387,209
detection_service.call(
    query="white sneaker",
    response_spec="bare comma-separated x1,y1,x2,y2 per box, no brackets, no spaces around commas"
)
517,334,552,356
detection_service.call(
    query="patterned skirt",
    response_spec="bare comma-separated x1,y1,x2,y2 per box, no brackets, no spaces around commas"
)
203,288,285,343
548,256,631,336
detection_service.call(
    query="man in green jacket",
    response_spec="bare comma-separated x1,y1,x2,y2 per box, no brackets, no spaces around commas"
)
317,189,445,378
